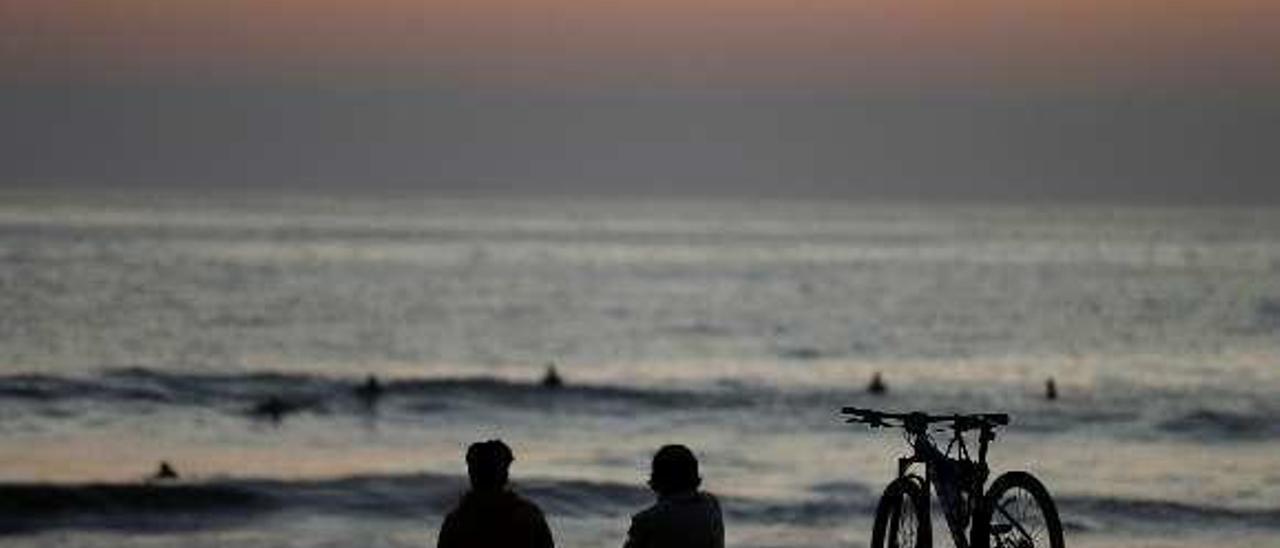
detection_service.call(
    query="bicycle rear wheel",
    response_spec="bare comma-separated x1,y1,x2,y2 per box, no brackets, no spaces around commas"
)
971,471,1064,548
871,476,931,548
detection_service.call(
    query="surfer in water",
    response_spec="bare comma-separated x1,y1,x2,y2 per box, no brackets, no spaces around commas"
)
867,372,888,395
151,461,179,481
355,374,385,405
540,364,563,389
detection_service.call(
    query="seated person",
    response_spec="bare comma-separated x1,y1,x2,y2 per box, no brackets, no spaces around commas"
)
438,439,554,548
624,444,724,548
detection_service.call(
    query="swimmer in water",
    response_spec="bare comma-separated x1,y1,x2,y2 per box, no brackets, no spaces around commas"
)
355,374,384,405
152,461,179,481
541,364,563,389
867,372,887,395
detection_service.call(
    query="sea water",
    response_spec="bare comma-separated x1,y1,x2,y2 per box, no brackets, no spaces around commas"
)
0,191,1278,548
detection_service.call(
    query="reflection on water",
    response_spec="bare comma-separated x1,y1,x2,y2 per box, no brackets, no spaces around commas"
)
0,193,1278,547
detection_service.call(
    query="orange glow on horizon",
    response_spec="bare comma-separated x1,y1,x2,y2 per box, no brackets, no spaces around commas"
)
3,0,1278,86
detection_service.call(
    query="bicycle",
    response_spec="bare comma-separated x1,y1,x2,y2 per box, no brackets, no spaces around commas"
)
840,407,1064,548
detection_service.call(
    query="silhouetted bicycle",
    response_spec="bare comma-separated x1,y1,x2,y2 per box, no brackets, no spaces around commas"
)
841,407,1064,548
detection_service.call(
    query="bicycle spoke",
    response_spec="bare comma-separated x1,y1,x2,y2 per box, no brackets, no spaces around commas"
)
994,488,1046,548
897,494,916,548
888,499,902,547
852,412,1062,548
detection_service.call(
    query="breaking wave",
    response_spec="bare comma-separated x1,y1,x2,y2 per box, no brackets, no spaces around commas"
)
2,473,1278,536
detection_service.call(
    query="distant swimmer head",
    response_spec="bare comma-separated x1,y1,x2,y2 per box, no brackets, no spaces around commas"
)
153,461,179,480
541,364,563,388
648,444,701,496
867,372,888,395
252,396,287,420
356,375,384,401
466,439,514,491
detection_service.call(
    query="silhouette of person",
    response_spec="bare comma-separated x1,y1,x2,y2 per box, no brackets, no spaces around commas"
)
624,444,723,548
356,374,384,405
867,372,887,395
541,364,563,389
1045,377,1058,401
152,461,179,481
438,439,554,548
251,396,292,423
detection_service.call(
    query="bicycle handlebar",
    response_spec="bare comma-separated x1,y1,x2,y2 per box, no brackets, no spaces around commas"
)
840,407,1009,431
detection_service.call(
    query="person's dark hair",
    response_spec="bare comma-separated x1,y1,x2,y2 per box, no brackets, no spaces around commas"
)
648,444,701,495
466,439,514,491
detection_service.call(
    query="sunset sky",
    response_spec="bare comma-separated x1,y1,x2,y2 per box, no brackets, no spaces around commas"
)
3,0,1278,200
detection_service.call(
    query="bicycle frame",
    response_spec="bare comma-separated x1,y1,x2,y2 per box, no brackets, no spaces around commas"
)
894,422,995,548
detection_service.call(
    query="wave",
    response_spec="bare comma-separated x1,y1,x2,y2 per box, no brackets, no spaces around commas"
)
1056,494,1280,532
3,370,1278,445
0,473,650,535
0,368,753,419
0,481,270,534
1158,409,1280,441
0,368,1078,431
3,472,1278,536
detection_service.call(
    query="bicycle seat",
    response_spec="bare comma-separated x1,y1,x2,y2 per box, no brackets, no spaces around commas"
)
953,413,1009,431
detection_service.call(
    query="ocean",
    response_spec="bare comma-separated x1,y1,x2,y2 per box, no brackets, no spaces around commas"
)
0,191,1278,548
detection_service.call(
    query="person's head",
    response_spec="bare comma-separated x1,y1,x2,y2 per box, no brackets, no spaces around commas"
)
466,439,514,491
647,444,701,496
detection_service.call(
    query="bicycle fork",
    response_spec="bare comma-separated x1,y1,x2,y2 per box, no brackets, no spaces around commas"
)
897,457,979,548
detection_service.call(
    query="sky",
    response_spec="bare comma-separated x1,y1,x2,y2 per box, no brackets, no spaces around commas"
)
2,0,1278,201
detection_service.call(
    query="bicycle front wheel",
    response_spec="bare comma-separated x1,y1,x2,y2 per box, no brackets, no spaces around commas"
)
871,476,931,548
971,471,1064,548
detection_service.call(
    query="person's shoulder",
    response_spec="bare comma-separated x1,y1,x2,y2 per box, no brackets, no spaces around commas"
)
700,492,723,518
630,493,720,528
508,491,549,519
442,498,468,524
631,500,665,524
